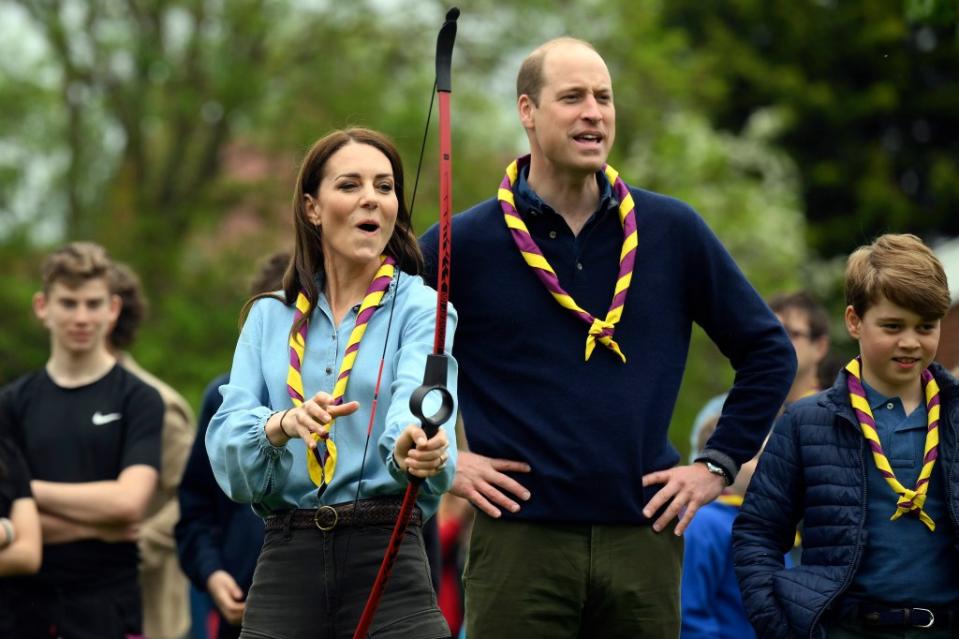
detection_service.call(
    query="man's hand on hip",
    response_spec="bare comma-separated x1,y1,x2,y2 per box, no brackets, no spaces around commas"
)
641,463,725,536
451,450,531,518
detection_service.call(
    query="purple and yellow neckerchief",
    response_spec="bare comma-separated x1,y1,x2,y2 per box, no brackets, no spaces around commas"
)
845,356,941,531
286,255,397,490
497,155,638,362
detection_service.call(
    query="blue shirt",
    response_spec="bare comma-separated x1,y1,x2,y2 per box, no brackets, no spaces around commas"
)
845,381,959,605
206,272,458,520
420,164,795,524
682,499,791,639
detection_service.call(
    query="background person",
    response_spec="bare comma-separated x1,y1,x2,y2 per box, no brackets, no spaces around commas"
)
0,242,164,639
0,434,42,635
110,261,195,639
175,251,287,639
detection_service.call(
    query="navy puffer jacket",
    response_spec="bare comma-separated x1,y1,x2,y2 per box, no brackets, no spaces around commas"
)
732,363,959,639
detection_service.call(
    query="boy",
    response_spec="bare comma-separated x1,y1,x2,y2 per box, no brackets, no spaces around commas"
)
682,412,774,639
109,262,194,639
0,242,164,639
733,234,959,638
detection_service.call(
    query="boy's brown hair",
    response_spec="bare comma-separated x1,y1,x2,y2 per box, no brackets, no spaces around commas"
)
41,242,115,293
109,262,147,351
845,233,950,319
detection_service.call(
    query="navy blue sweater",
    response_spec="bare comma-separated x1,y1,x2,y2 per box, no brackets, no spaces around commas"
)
733,363,959,639
420,170,795,524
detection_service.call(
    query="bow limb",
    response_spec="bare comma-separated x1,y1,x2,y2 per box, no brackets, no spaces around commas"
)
352,8,459,638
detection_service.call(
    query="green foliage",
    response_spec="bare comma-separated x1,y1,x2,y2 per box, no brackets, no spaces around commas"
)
661,0,959,257
10,0,928,463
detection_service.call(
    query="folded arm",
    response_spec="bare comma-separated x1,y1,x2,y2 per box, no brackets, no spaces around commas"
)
32,464,158,525
0,497,42,576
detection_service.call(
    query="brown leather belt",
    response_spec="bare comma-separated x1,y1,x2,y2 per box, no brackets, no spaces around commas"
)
264,498,422,532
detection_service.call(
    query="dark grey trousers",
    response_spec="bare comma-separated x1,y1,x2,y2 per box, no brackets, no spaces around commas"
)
240,519,449,639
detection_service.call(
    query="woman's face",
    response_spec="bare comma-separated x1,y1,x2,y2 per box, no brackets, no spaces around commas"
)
305,141,399,270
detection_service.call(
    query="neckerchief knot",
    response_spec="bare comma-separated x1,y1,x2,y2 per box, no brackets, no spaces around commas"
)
586,317,624,362
498,155,638,362
845,356,940,532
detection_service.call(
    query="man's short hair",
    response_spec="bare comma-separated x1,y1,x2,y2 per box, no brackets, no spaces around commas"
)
110,262,147,350
768,291,830,340
845,233,951,319
41,242,115,293
516,36,596,106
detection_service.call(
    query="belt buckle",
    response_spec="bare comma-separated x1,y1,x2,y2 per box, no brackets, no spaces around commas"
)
911,607,934,629
314,505,338,532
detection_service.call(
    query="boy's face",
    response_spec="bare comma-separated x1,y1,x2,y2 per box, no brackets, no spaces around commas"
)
845,296,940,399
33,278,120,357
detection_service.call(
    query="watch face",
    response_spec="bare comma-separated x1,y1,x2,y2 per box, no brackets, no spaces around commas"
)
705,462,728,482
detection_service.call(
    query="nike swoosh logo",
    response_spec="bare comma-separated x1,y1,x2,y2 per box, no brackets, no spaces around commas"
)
91,411,122,426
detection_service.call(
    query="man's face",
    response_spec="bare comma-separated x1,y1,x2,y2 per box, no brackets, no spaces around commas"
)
845,296,940,400
777,308,828,387
34,279,120,357
519,43,615,178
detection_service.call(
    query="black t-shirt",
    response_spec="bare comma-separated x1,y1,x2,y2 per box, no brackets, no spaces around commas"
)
0,436,31,518
0,365,163,588
0,436,32,631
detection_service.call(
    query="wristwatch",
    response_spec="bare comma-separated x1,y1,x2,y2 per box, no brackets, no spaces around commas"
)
699,460,732,486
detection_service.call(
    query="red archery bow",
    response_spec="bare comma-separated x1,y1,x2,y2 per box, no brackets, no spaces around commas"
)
352,8,459,638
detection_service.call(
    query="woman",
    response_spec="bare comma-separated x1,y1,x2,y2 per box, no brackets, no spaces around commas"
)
207,128,456,639
0,435,42,634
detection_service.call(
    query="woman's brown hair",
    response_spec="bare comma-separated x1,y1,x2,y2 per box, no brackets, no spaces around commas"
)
242,128,423,331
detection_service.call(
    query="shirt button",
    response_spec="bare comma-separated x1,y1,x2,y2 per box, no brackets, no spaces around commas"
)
326,367,333,375
576,262,583,271
549,230,557,239
886,402,894,410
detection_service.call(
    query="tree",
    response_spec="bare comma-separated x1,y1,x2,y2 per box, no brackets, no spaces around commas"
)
661,0,959,257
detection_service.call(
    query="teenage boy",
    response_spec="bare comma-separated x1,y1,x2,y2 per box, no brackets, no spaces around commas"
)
0,242,164,639
734,233,959,638
110,262,195,639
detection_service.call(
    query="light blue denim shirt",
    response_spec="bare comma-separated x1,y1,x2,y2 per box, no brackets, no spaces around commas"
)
206,271,457,520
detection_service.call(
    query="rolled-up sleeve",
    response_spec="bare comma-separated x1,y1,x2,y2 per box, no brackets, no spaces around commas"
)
206,301,293,504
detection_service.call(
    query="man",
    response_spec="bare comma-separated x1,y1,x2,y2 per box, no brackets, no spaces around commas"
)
420,37,796,638
0,242,163,639
688,290,831,461
110,262,195,639
175,251,287,639
768,291,831,403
